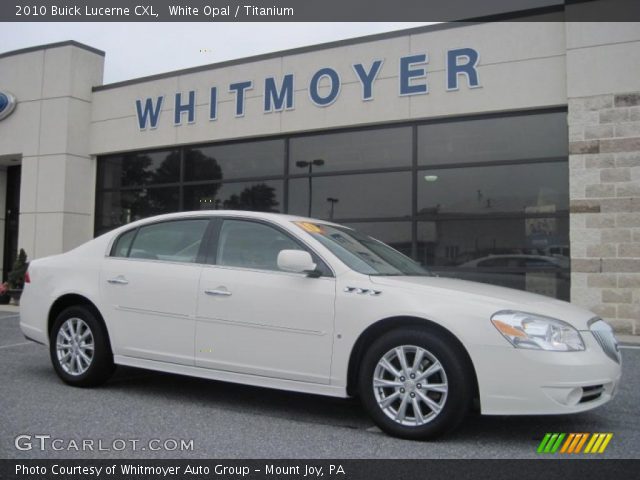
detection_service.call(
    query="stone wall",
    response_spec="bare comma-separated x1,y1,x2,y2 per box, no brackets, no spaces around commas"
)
569,92,640,334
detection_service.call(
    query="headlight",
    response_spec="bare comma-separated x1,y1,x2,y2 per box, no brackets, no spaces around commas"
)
589,317,620,364
491,310,585,351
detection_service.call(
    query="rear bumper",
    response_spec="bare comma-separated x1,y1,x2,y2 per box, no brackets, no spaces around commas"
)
18,287,49,346
473,334,621,415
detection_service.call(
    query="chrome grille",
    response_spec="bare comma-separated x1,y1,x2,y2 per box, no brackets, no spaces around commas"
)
589,318,621,364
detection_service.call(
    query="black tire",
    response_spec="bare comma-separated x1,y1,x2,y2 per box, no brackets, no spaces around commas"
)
49,305,115,387
358,328,473,440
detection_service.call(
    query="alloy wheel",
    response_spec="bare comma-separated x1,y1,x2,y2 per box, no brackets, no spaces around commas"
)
372,345,448,427
55,317,95,376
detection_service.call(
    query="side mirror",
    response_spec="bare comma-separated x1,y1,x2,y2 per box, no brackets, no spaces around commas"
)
277,250,318,275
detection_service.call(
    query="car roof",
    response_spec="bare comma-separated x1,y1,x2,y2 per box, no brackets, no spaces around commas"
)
109,210,343,233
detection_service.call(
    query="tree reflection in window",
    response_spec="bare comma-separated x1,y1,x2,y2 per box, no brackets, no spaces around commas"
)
184,182,282,212
223,184,279,212
184,149,223,182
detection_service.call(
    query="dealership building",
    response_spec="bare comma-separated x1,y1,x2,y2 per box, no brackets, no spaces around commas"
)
0,18,639,332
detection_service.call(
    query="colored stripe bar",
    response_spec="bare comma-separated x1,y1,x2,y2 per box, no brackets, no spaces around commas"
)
544,434,559,453
540,432,613,454
584,433,599,453
560,433,576,453
550,433,565,453
574,433,589,453
567,433,582,454
590,433,607,453
598,433,613,453
537,433,553,453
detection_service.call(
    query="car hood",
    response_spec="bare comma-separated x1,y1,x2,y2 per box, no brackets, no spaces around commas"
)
369,275,596,330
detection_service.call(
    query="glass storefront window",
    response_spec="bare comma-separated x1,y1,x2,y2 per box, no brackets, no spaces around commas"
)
183,181,283,212
95,187,180,234
416,217,570,300
289,172,412,220
418,112,567,166
291,127,412,173
184,140,284,181
417,162,569,216
416,161,569,299
98,150,180,189
94,109,570,300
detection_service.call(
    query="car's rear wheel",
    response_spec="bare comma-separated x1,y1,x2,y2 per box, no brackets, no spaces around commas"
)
358,329,473,440
49,306,114,387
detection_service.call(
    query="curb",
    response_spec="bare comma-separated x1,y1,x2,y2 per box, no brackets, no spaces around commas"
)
617,335,640,347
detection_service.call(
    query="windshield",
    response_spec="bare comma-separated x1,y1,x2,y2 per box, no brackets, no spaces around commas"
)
294,222,431,276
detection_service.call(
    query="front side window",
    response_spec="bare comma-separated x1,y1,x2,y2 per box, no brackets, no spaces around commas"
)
216,220,303,272
119,219,209,263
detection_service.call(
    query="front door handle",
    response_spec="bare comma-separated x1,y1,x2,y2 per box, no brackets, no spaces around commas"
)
204,288,232,297
107,276,129,285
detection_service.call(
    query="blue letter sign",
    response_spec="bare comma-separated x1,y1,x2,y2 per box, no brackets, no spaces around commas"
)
136,96,164,129
353,60,383,100
399,54,428,96
264,74,294,112
229,81,253,117
447,48,480,90
309,68,341,106
174,91,196,125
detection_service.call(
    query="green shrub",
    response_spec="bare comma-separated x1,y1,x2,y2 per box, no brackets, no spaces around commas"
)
8,249,28,290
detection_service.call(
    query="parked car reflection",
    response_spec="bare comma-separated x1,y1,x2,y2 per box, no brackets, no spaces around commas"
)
433,254,570,301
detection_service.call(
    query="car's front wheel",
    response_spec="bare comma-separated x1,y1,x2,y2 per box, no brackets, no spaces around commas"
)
358,329,473,440
49,306,114,387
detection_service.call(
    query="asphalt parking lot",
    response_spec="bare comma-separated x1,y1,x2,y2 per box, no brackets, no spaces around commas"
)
1,311,639,459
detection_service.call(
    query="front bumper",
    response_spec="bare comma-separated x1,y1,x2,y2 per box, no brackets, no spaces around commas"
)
472,333,621,415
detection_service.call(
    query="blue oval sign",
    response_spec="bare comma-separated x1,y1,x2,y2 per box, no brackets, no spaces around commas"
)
0,91,17,121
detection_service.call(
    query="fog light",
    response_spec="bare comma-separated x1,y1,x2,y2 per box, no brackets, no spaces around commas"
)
566,387,582,406
543,386,583,406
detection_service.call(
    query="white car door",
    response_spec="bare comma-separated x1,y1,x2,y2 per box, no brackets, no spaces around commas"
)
101,218,211,366
195,218,336,384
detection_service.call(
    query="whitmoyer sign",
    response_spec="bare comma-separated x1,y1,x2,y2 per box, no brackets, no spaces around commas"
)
135,48,481,130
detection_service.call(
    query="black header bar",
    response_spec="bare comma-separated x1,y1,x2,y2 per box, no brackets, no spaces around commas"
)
1,459,639,480
2,0,640,22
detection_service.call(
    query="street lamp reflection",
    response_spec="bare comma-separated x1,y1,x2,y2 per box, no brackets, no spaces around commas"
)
296,159,325,217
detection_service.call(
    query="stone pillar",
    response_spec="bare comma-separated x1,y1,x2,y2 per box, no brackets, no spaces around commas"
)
566,23,640,334
568,93,640,333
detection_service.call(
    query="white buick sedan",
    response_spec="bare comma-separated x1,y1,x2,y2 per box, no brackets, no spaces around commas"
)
20,211,621,439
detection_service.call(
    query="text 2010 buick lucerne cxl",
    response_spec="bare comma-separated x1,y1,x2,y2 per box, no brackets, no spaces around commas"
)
20,211,621,439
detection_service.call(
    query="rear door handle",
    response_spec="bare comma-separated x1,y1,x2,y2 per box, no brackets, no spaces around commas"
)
107,276,129,285
204,288,232,297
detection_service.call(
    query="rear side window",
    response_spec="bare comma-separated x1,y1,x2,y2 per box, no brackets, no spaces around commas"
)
114,219,209,263
112,229,136,258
